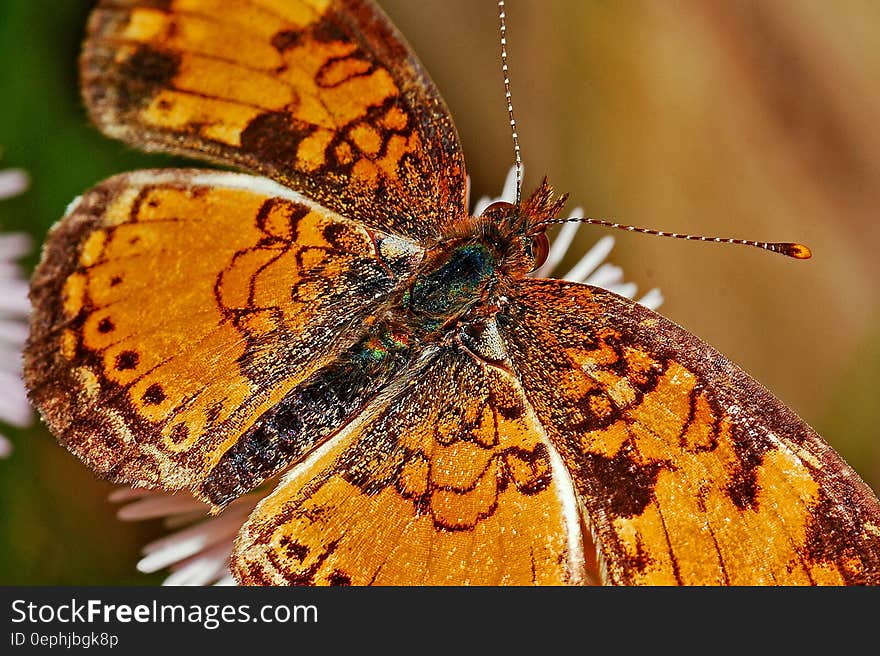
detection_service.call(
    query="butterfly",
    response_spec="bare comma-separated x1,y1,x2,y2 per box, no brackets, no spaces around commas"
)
24,0,880,585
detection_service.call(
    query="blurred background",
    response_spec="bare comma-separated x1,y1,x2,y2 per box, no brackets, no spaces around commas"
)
0,0,878,584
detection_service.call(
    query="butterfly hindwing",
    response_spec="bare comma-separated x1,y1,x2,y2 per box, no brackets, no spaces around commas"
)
24,169,420,499
232,343,587,585
81,0,467,241
499,278,880,585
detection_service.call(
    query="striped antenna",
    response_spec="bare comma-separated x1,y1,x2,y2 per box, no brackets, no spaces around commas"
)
537,216,812,259
498,0,523,207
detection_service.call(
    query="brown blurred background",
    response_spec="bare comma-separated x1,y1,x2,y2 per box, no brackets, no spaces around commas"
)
0,0,878,583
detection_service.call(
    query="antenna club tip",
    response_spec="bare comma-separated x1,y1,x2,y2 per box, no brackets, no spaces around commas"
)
781,243,812,259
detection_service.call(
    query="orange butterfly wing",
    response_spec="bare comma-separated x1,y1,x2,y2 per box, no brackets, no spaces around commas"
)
25,169,421,499
27,0,469,504
499,279,880,585
83,0,467,240
232,344,587,585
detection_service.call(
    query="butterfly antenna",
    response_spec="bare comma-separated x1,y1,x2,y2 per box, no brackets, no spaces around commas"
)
498,0,523,207
537,216,812,259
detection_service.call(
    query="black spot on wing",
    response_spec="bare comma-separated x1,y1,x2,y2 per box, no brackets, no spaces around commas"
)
115,350,139,371
580,441,668,518
142,383,166,405
271,29,302,52
310,18,348,44
725,423,771,511
328,570,352,586
116,45,181,109
240,112,316,171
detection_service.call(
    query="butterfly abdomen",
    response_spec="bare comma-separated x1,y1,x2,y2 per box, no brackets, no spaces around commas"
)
200,324,416,507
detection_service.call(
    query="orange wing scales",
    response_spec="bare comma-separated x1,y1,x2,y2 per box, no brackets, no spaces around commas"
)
25,169,412,496
500,279,880,585
82,0,467,240
233,346,585,585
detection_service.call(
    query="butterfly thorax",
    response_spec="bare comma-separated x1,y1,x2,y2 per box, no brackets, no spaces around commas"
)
404,238,496,321
399,179,568,336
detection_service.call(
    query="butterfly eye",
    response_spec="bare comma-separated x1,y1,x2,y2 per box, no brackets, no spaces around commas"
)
529,231,550,271
480,200,515,219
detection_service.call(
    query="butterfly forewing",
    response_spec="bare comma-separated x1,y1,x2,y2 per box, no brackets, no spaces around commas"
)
498,279,880,585
82,0,467,241
24,169,419,498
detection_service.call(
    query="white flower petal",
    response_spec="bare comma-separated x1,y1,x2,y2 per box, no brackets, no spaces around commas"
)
0,345,23,370
0,319,28,345
108,487,154,503
472,195,492,216
165,509,216,529
637,288,664,311
163,542,232,586
137,508,248,574
0,169,29,201
472,166,519,216
499,166,518,202
0,178,34,455
562,236,616,283
0,233,33,260
584,262,625,288
0,280,30,314
0,372,30,427
0,434,11,458
603,281,639,299
117,493,212,521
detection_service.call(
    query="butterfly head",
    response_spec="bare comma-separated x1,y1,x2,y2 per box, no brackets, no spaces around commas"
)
477,177,568,276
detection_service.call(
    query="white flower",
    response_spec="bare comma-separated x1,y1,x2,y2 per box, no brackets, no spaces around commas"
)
0,167,34,458
114,167,663,584
110,487,259,586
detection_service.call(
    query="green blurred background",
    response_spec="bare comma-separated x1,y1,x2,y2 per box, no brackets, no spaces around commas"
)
1,0,878,584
